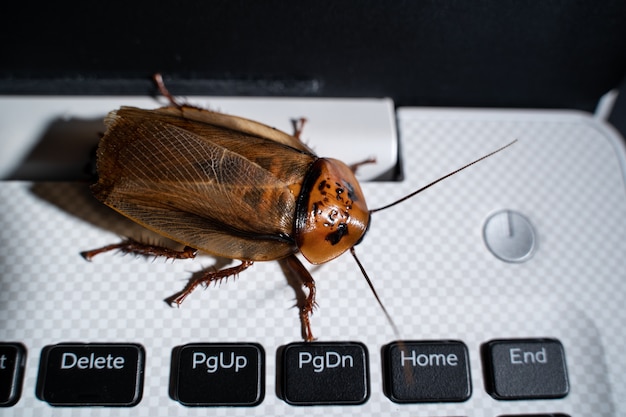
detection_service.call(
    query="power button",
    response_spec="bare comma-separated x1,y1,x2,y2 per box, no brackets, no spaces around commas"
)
483,210,536,263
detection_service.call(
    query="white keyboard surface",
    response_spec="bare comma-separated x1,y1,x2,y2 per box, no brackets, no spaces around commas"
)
1,99,625,416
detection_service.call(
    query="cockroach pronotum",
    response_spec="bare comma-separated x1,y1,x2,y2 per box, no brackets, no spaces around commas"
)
82,74,515,341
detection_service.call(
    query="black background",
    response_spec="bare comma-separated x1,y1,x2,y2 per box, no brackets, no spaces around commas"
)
1,2,624,107
2,1,626,136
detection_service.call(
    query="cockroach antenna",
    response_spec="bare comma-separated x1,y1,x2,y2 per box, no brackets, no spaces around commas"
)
350,247,401,338
357,139,517,336
370,140,517,214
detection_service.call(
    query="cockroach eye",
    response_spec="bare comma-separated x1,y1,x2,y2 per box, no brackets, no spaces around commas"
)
354,213,372,246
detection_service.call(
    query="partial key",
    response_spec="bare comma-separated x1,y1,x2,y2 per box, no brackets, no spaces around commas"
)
0,343,26,407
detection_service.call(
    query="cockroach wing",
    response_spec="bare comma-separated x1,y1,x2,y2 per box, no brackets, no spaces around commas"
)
159,106,316,154
92,109,313,262
116,106,316,188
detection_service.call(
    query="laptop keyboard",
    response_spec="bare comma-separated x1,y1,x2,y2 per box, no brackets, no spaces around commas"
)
1,100,625,416
2,338,570,408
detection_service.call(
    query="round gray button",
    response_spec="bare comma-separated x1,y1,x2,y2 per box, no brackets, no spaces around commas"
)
483,210,536,263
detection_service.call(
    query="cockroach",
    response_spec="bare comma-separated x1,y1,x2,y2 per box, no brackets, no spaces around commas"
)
82,74,515,341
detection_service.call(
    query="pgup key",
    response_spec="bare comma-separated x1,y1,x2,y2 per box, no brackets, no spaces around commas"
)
171,343,264,407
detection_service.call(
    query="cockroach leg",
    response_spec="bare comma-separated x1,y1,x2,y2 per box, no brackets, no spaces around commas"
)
80,242,127,261
80,238,197,261
290,117,307,140
167,260,254,306
279,255,317,342
349,157,377,173
153,73,182,108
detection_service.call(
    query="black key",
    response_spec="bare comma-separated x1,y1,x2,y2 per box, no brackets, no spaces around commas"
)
170,343,264,406
0,343,26,407
36,343,144,406
498,414,571,417
279,341,369,405
482,338,569,400
382,340,471,403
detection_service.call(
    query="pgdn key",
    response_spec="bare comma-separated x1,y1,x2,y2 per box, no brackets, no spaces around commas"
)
280,342,369,405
